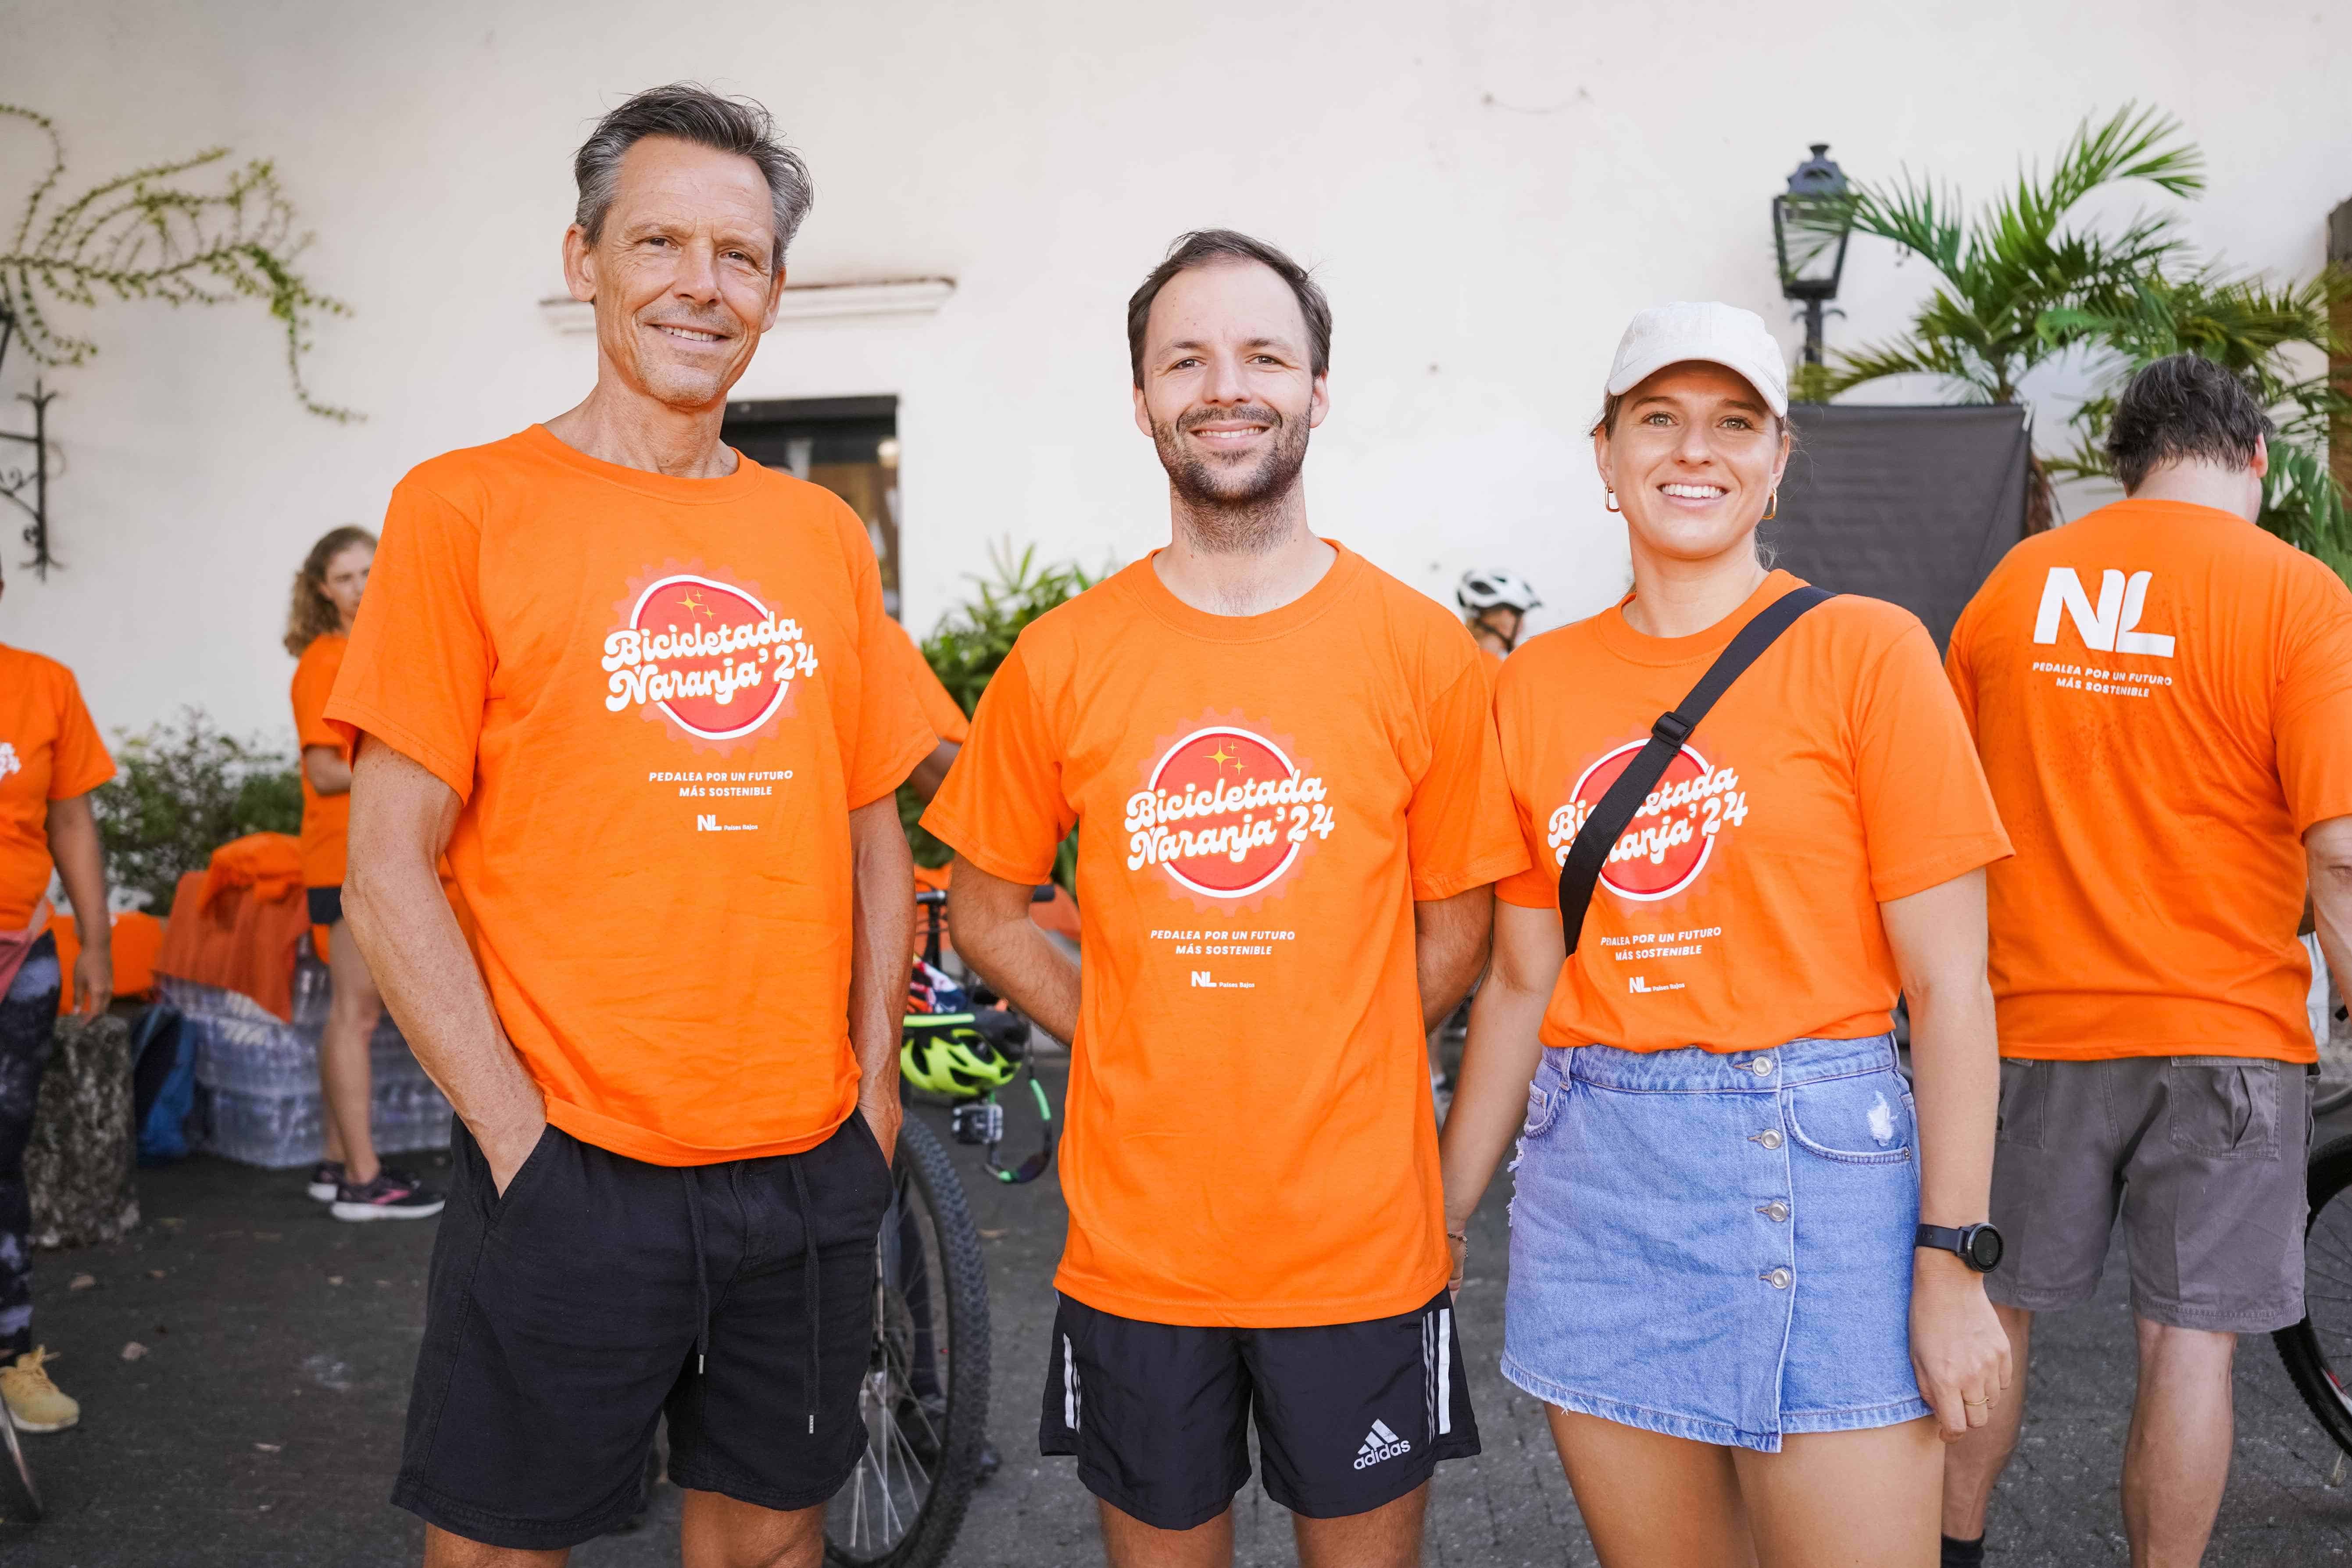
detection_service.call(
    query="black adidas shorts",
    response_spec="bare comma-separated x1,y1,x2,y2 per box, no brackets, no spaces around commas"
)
392,1114,893,1550
1040,1288,1478,1531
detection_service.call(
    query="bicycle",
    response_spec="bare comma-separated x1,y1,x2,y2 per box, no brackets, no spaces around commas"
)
824,886,1057,1568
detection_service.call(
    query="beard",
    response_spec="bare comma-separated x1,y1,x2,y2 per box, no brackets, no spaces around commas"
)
1151,402,1312,552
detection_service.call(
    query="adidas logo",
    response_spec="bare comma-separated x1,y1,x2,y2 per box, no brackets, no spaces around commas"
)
1353,1418,1412,1470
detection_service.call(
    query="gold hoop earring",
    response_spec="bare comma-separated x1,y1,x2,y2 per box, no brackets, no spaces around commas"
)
1605,490,1621,513
1762,491,1778,522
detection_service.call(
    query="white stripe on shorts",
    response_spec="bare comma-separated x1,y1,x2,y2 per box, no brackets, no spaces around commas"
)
1436,1307,1453,1436
1063,1333,1081,1431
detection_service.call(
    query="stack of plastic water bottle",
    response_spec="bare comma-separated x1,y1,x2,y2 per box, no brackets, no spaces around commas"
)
159,950,452,1168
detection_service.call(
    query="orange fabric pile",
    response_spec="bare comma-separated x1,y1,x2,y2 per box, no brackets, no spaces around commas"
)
48,911,164,1013
153,833,311,1021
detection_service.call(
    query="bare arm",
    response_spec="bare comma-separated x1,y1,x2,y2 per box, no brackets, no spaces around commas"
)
848,795,915,1162
303,744,353,797
947,854,1079,1046
1881,867,2011,1442
1415,885,1493,1032
44,792,111,1016
344,736,544,1192
1437,899,1561,1287
903,740,960,806
2310,815,2352,1006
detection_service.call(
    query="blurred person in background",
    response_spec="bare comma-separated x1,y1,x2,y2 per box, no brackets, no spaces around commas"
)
0,553,114,1433
1456,568,1541,667
286,525,443,1221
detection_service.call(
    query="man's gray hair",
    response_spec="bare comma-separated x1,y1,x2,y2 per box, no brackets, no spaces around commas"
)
574,83,813,270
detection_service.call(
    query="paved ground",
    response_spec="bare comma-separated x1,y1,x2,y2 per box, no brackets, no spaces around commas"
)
8,1067,2352,1565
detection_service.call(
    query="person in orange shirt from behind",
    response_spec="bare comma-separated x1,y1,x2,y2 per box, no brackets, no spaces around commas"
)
1941,354,2352,1568
286,525,443,1222
926,231,1525,1568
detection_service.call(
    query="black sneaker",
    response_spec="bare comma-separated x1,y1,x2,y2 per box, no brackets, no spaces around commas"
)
306,1161,345,1202
330,1168,447,1222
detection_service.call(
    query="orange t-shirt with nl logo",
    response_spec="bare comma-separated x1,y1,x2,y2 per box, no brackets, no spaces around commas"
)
922,545,1526,1328
326,425,934,1165
1494,572,2011,1054
1946,499,2352,1063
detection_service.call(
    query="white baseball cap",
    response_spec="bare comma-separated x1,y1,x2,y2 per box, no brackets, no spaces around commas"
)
1604,301,1789,418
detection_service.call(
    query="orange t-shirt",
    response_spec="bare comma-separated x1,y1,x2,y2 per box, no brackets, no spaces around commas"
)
923,545,1526,1327
325,425,935,1165
1946,499,2352,1062
290,632,352,889
0,646,114,929
889,619,969,745
1495,573,2011,1053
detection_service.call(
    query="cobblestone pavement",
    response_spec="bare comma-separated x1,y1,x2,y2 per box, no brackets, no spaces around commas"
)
9,1069,2352,1564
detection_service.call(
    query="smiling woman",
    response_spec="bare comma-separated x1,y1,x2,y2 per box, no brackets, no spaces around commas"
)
1438,303,2016,1566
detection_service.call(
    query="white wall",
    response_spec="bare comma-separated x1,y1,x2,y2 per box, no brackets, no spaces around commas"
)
4,0,2347,744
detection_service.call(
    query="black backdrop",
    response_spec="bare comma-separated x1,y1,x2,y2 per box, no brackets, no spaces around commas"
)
1766,404,2030,651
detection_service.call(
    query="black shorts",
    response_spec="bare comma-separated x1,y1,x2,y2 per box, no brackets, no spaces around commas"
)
1041,1288,1479,1531
307,886,342,926
392,1114,894,1550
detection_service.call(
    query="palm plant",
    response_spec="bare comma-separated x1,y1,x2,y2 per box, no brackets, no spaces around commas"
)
2041,267,2352,573
1795,104,2205,531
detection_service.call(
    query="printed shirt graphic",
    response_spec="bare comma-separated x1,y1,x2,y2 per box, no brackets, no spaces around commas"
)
0,646,114,929
1495,572,2010,1054
922,546,1524,1328
290,633,353,889
1948,500,2352,1062
325,426,933,1165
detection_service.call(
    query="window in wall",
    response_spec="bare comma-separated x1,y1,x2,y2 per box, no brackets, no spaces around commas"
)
722,395,902,614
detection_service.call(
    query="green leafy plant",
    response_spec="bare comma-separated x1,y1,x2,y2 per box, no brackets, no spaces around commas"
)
2040,267,2352,572
1795,104,2205,531
0,104,352,419
89,710,303,915
898,541,1101,887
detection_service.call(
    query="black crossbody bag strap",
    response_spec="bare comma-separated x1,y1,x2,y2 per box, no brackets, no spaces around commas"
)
1557,586,1836,955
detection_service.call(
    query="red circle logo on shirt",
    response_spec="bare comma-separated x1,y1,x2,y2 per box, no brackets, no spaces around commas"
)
1126,721,1335,904
604,572,806,745
1567,740,1721,901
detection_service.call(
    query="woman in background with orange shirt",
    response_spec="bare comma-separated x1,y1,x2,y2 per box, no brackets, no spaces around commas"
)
287,527,441,1222
1439,304,2013,1568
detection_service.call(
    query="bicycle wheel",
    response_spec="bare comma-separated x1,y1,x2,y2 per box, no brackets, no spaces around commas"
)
2314,1081,2352,1118
826,1116,991,1568
2274,1133,2352,1454
0,1404,41,1522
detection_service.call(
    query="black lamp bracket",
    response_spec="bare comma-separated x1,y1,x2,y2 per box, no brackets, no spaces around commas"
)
0,309,61,578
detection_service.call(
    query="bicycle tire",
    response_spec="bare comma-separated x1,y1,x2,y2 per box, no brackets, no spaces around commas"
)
2273,1132,2352,1455
0,1404,41,1523
2313,1082,2352,1118
826,1115,991,1568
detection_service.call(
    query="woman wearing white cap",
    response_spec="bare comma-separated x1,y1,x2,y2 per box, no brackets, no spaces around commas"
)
1439,303,2013,1564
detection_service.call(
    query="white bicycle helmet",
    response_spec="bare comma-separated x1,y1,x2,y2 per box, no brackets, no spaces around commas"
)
1456,568,1542,615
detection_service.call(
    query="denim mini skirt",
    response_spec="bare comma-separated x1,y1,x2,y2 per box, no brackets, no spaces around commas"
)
1501,1034,1930,1452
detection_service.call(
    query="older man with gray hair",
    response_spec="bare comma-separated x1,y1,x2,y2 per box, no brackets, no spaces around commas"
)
326,84,931,1566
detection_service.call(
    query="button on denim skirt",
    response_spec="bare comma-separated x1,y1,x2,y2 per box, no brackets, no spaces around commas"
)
1501,1035,1930,1452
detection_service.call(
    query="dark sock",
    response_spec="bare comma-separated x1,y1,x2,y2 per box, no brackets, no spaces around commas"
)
1941,1535,1985,1568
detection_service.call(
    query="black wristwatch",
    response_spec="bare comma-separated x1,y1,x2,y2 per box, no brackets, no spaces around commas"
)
1916,1222,2003,1273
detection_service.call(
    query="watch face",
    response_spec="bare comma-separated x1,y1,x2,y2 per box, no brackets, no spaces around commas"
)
1966,1225,2004,1272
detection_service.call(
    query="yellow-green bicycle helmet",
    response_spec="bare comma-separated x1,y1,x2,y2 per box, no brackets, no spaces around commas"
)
901,1013,1022,1097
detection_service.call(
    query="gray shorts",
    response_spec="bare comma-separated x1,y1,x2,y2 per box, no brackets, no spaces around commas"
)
1987,1056,2310,1333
